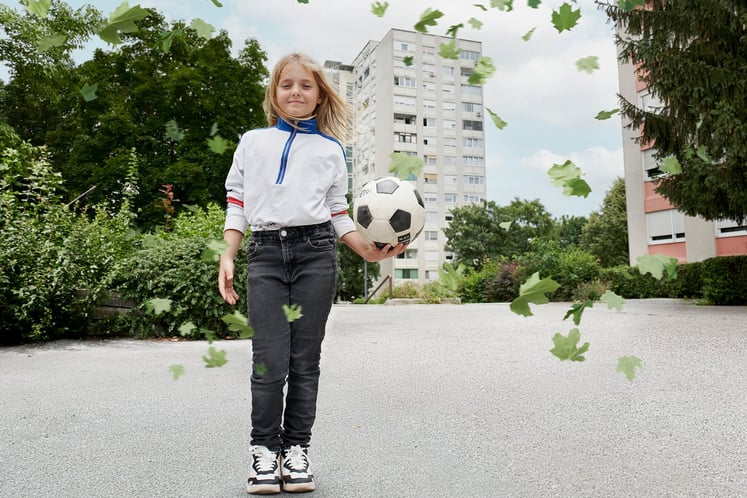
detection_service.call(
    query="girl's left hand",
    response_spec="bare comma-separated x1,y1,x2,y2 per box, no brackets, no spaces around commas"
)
365,242,407,262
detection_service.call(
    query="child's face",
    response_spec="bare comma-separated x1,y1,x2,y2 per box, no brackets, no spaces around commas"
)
276,62,321,120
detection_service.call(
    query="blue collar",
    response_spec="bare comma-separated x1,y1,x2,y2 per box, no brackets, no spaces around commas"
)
277,117,318,134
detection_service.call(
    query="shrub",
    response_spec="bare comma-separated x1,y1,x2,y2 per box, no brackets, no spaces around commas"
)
107,235,247,338
700,256,747,305
458,259,518,303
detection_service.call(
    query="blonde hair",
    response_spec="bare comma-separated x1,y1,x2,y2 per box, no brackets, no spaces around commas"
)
263,53,353,143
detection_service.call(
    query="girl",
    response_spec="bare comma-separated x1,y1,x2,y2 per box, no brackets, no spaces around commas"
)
218,53,404,494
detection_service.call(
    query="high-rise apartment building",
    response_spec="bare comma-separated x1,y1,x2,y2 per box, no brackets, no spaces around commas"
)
616,43,747,264
326,28,487,285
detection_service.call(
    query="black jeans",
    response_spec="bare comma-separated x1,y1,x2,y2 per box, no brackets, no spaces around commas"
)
245,222,338,450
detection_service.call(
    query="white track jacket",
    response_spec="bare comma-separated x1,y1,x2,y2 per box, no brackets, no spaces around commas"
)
223,117,356,238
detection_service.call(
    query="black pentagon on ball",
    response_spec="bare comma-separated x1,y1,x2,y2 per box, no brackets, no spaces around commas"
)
413,188,425,208
389,209,411,233
376,178,400,195
356,205,373,228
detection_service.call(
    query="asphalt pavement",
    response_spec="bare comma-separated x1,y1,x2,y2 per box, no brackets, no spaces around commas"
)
2,299,746,498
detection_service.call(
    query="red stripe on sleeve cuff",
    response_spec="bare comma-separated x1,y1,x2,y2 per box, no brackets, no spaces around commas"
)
331,210,348,217
227,196,244,208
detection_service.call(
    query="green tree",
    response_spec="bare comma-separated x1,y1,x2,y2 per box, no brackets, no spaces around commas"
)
555,214,587,248
601,0,747,222
444,198,555,270
580,177,628,267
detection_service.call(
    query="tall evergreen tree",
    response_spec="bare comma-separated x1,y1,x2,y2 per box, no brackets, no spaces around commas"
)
601,0,747,222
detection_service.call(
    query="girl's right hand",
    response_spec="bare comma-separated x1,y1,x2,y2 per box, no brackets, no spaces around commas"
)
218,254,240,305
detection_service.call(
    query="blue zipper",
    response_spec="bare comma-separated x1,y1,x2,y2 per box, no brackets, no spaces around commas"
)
276,127,298,184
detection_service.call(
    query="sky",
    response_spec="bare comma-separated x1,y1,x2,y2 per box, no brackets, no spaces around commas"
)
6,0,627,218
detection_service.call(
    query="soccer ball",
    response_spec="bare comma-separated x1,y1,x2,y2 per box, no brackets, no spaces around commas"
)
353,176,426,248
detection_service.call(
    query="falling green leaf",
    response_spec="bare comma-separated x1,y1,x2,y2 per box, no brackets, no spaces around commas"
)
695,145,713,164
414,8,444,33
438,262,465,292
165,120,185,142
296,0,309,3
490,0,514,11
189,19,215,39
563,301,593,326
551,2,581,33
499,221,512,230
201,239,228,262
254,363,267,377
168,364,185,380
209,122,219,136
202,329,218,344
179,321,197,337
576,56,599,74
222,311,253,339
468,17,483,30
474,3,488,11
595,108,620,120
283,304,304,323
389,152,424,180
207,135,231,154
99,2,151,45
547,160,591,198
371,2,389,17
24,0,51,16
446,23,464,39
510,272,560,317
468,56,496,85
660,156,682,175
636,254,678,281
36,35,66,53
403,55,414,66
146,298,172,315
599,290,625,312
616,356,643,381
522,27,537,41
550,328,589,362
80,82,98,102
202,346,228,368
528,0,542,7
486,108,508,130
439,40,461,59
210,0,223,6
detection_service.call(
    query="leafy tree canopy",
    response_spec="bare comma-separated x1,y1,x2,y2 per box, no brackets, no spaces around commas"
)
602,0,747,222
580,176,628,267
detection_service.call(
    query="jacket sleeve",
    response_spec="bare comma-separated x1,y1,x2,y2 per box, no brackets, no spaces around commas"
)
327,146,356,238
223,134,249,234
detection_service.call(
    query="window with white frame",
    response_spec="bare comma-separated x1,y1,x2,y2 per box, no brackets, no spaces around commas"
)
424,154,437,165
464,175,484,184
396,249,418,259
426,211,440,223
460,49,480,61
396,132,416,143
444,175,458,184
646,209,686,243
463,119,483,131
394,95,416,107
464,194,483,203
394,76,416,88
442,101,456,112
423,45,436,57
442,84,455,94
642,148,664,179
443,137,457,148
462,102,482,113
424,173,438,184
423,81,436,92
463,137,484,148
422,64,436,76
425,230,438,241
461,84,481,96
423,117,436,127
423,99,437,110
444,193,457,203
395,268,418,279
715,219,747,237
423,136,437,146
463,156,484,166
640,91,664,114
442,156,456,166
425,250,440,262
442,66,455,77
423,193,438,203
443,119,456,129
396,41,411,52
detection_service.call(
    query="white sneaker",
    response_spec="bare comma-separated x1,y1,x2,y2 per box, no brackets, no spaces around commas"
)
247,445,281,495
280,445,316,493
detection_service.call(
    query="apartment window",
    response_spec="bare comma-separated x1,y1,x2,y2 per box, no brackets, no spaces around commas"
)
423,45,436,57
463,120,483,131
422,64,436,76
425,270,439,280
460,67,474,78
464,175,485,184
640,91,664,114
423,117,436,127
423,193,438,203
442,101,456,112
395,268,418,279
442,66,455,77
646,210,686,243
423,136,437,146
394,96,416,107
442,84,455,94
396,132,416,143
445,175,458,185
443,119,456,129
423,82,436,92
716,219,747,237
461,84,481,96
463,137,484,148
442,156,456,166
394,76,416,88
424,173,438,184
424,154,437,165
425,230,438,241
426,212,440,223
460,49,480,61
396,41,411,52
423,99,437,110
643,148,663,179
444,193,457,203
464,194,483,203
444,251,454,260
397,249,418,259
463,156,484,166
462,102,483,113
443,137,457,148
394,113,416,125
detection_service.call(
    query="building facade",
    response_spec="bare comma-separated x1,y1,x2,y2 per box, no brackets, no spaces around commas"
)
326,28,487,285
616,44,747,265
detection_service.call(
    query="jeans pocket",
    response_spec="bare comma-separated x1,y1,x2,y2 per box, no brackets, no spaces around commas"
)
246,239,261,261
305,232,336,251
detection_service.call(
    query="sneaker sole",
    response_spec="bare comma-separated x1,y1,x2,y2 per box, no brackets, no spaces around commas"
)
282,480,316,493
246,482,281,495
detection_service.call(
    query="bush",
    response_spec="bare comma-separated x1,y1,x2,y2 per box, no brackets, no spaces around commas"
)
107,235,247,338
458,259,518,303
700,256,747,305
